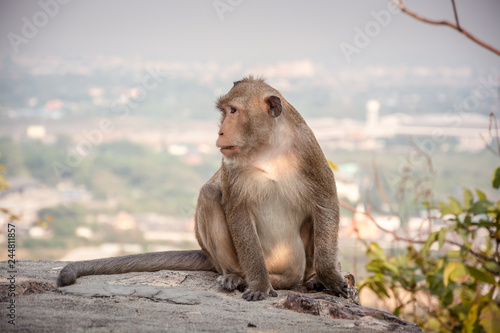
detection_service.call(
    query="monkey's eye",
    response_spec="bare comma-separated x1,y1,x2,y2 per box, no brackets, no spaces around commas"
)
229,106,237,114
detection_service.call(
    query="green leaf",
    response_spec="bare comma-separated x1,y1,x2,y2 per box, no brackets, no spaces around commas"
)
374,282,391,298
444,262,469,287
467,266,496,285
470,199,493,215
427,318,443,332
465,304,479,333
394,305,403,317
438,227,448,249
457,227,469,244
449,196,463,215
476,220,496,228
414,275,426,283
366,260,384,273
461,288,477,307
446,250,460,258
449,263,469,283
476,189,487,200
427,274,444,294
443,262,459,287
463,187,474,210
479,303,500,333
484,262,500,275
382,261,400,276
442,290,454,308
367,242,386,261
438,201,454,216
492,167,500,189
423,231,438,257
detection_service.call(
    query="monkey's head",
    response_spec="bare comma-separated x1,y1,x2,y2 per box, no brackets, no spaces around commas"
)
216,76,283,160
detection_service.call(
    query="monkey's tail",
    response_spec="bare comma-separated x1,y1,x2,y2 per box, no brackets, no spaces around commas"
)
57,250,216,287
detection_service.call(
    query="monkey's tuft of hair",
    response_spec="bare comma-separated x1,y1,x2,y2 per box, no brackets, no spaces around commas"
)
57,265,77,287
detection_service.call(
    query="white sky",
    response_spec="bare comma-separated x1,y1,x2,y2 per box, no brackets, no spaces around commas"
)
0,0,499,70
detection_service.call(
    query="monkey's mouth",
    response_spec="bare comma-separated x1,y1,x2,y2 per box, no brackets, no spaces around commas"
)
220,146,237,151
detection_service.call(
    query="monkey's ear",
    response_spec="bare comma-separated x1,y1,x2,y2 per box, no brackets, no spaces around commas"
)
265,95,282,118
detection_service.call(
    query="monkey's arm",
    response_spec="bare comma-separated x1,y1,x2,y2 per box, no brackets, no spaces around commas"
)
224,203,278,301
297,127,348,298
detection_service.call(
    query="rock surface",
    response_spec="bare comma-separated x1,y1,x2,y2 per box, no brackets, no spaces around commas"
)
0,260,422,332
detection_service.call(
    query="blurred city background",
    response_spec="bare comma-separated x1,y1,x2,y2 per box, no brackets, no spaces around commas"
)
0,0,499,288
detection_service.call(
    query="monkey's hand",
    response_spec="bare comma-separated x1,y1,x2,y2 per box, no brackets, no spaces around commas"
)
317,270,348,298
242,283,278,301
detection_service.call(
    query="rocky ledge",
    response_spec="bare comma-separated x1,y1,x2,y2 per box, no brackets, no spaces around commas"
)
0,260,421,332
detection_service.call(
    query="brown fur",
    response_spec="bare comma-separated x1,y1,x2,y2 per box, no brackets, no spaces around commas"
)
57,76,347,301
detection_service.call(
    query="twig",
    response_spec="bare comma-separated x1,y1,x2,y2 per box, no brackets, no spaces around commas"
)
341,199,425,243
409,139,434,174
372,158,395,213
491,113,500,157
339,199,498,264
483,112,500,158
450,0,461,32
415,298,455,331
480,133,499,156
389,0,500,57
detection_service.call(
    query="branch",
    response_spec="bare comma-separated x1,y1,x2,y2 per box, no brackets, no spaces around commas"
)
372,158,395,213
491,112,500,157
389,0,500,57
339,199,498,265
450,0,461,32
480,133,499,156
340,199,425,244
482,112,500,158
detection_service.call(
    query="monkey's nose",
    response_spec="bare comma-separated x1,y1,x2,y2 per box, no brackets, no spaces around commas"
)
218,131,223,136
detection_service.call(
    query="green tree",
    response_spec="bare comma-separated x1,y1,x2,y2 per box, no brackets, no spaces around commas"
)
359,165,500,332
38,204,85,238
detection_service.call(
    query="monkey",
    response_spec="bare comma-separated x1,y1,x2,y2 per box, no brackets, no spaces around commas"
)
57,76,348,301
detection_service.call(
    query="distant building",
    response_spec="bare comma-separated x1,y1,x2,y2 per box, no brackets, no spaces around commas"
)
114,211,137,230
26,125,46,139
366,99,380,130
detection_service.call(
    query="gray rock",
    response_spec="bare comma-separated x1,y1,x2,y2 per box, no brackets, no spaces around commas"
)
0,260,422,332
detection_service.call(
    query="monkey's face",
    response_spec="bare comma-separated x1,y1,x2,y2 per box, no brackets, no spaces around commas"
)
216,81,283,160
216,101,248,158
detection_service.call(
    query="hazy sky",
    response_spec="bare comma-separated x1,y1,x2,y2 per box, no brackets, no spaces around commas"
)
0,0,499,70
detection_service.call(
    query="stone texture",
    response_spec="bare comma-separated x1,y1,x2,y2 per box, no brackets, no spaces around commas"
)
275,292,421,332
0,260,422,332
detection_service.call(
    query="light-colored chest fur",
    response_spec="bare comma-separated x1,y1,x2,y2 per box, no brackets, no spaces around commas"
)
244,123,309,247
224,122,310,272
226,120,309,242
248,149,309,273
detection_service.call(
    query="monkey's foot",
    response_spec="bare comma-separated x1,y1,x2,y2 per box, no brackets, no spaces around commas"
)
316,270,348,298
217,274,246,291
326,272,348,298
242,286,278,301
305,276,326,291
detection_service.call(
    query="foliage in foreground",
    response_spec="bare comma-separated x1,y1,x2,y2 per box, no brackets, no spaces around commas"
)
359,167,500,332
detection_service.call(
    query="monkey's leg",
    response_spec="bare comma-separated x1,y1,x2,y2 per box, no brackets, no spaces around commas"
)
299,217,326,290
313,205,348,298
264,235,307,290
224,205,278,300
195,184,244,291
